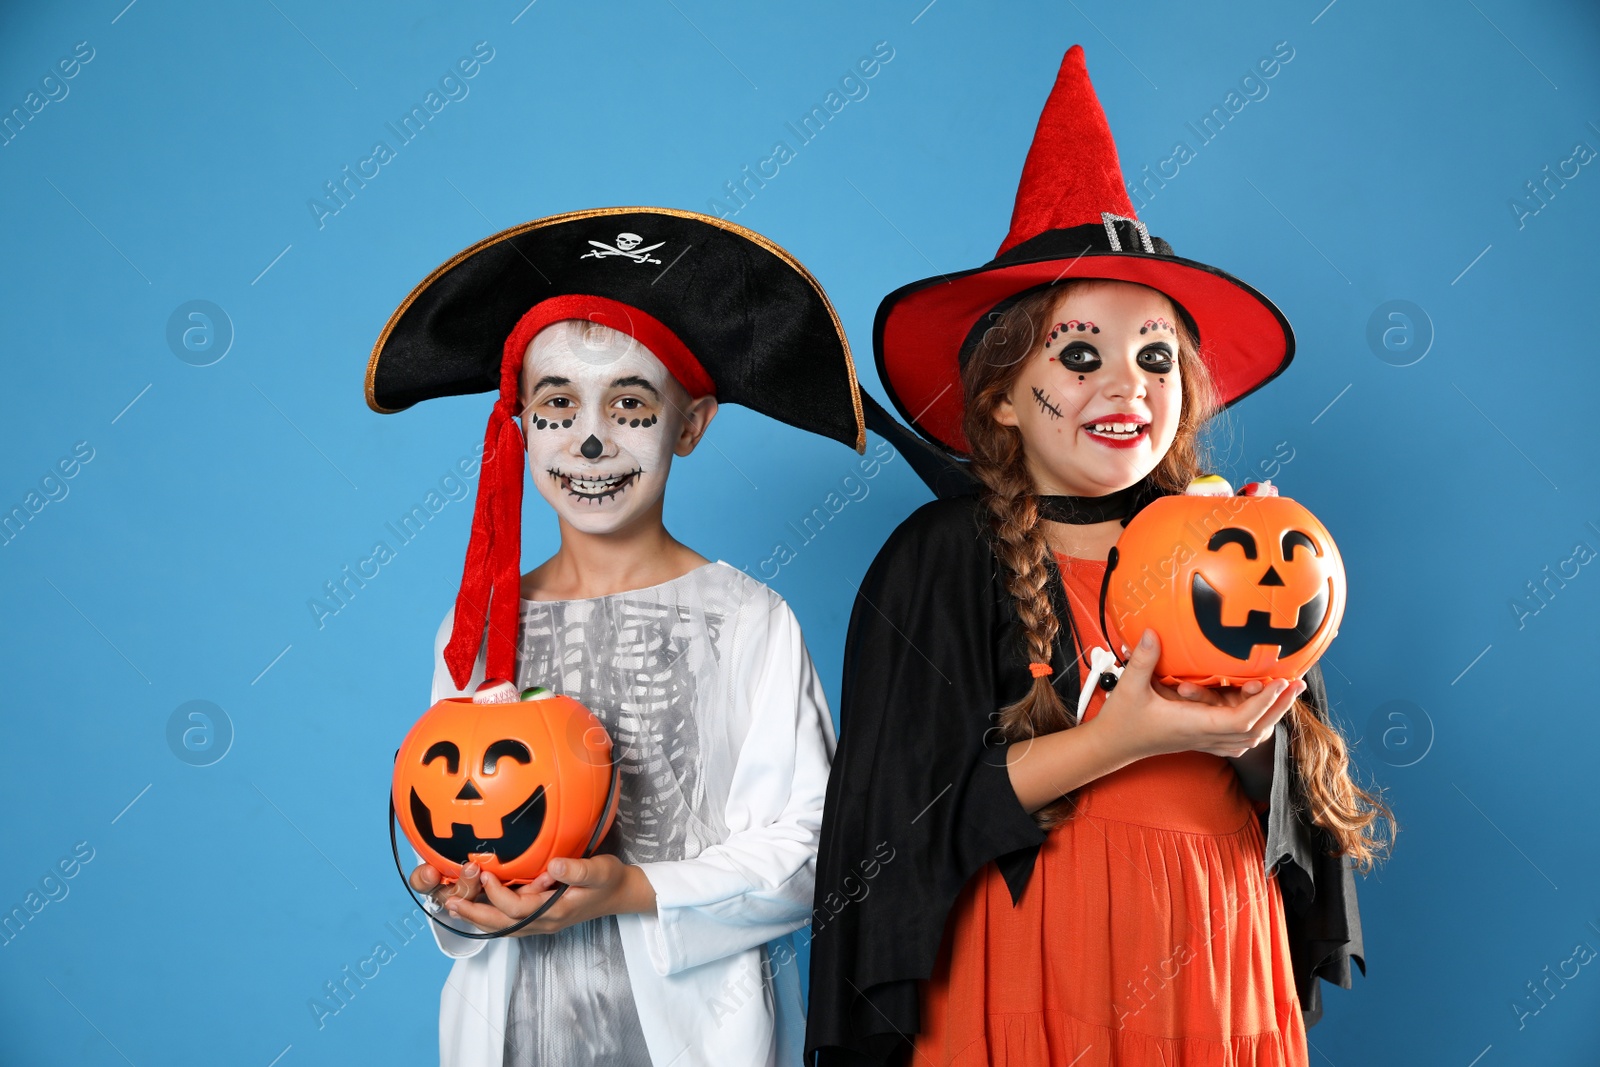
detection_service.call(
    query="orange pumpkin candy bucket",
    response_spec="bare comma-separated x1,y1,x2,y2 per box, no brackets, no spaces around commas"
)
388,687,620,938
1101,477,1347,687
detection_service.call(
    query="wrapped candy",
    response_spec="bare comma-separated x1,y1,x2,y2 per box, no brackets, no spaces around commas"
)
471,679,519,704
1183,473,1234,497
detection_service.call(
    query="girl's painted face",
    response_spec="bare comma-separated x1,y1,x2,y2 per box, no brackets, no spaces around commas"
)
520,320,713,535
993,281,1184,497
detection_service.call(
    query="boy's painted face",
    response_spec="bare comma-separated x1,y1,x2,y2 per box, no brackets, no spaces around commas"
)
993,281,1184,498
520,320,710,535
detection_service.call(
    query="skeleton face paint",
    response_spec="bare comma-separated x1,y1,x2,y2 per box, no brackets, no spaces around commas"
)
521,320,686,535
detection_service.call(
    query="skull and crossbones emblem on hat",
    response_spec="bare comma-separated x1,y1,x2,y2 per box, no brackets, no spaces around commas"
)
581,232,665,265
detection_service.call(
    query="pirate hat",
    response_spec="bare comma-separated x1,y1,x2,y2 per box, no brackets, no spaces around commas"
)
367,206,865,690
875,44,1295,455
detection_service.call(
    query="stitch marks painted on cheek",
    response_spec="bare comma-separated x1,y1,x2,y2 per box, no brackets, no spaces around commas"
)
1031,387,1063,420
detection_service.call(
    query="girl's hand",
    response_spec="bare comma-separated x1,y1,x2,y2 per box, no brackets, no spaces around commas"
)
440,854,658,937
1095,630,1305,761
1160,665,1310,710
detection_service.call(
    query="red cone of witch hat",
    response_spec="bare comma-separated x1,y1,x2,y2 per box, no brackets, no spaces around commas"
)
998,44,1139,255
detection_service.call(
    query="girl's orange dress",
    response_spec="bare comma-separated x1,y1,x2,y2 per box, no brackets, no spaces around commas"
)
912,552,1310,1066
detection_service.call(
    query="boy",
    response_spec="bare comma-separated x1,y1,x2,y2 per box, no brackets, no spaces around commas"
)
367,207,865,1067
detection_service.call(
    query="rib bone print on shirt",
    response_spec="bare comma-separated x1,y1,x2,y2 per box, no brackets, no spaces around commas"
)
503,575,738,1067
516,596,725,864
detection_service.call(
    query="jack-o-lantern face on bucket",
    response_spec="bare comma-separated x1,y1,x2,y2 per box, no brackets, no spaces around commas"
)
1193,523,1330,661
408,733,547,868
392,691,617,885
1106,491,1346,687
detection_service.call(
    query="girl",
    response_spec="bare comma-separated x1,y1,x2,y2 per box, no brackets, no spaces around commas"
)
806,46,1395,1066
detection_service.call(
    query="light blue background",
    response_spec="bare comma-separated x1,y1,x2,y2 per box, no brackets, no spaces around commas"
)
2,1,1598,1064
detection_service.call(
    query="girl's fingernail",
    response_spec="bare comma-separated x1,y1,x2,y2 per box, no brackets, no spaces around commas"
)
1139,630,1155,650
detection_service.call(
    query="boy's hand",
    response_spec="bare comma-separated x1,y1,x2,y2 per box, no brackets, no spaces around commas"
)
410,861,484,909
442,854,658,937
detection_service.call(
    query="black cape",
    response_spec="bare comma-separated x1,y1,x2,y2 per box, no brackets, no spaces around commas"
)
804,494,1365,1066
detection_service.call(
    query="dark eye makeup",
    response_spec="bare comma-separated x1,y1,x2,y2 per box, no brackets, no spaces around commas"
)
1139,343,1176,373
1056,342,1100,370
1051,341,1175,374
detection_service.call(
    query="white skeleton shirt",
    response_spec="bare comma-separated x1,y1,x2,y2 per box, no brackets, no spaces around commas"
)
416,561,836,1067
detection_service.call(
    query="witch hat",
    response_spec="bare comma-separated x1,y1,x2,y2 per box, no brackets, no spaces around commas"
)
875,44,1295,455
367,206,865,691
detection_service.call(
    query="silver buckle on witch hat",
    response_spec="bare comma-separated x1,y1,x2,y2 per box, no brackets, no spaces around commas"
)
1101,212,1155,254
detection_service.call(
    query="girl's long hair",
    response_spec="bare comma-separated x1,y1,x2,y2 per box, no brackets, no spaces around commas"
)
961,279,1396,868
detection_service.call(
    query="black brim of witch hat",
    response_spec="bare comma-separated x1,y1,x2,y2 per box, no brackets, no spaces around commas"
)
875,218,1295,455
367,206,865,452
